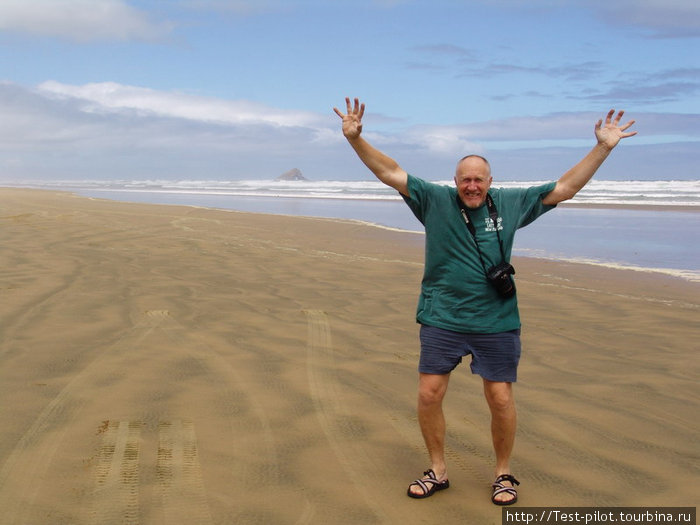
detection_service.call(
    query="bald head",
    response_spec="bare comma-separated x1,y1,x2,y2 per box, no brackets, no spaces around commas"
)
454,155,493,209
456,155,491,177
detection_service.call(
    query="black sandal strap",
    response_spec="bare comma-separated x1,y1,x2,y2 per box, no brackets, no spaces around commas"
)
493,474,520,487
409,469,444,496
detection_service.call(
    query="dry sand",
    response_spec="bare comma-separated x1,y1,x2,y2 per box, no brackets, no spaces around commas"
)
1,188,698,524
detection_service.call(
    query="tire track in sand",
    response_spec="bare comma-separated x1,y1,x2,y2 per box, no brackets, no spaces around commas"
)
156,419,213,525
90,420,142,524
0,308,288,524
304,309,419,523
0,316,159,525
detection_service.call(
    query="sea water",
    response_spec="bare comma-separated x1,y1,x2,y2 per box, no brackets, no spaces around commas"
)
5,179,699,281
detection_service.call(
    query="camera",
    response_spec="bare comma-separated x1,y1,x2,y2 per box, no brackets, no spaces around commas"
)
486,262,516,298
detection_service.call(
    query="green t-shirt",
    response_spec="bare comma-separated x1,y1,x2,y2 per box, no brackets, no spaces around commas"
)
402,174,557,333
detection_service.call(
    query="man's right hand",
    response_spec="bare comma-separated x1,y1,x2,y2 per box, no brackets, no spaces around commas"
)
333,97,365,140
333,97,409,196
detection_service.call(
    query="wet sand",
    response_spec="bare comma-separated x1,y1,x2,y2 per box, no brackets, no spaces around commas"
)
1,188,698,524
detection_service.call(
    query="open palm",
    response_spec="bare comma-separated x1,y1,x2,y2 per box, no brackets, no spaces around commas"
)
595,109,637,149
333,97,365,140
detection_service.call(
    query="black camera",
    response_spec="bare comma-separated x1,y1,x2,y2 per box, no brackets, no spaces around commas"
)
486,262,516,298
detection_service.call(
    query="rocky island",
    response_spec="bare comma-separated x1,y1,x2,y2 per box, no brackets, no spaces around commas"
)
274,168,307,181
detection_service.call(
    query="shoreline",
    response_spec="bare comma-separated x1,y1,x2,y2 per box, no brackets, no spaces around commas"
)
557,201,700,212
2,187,698,324
5,186,698,282
1,187,698,523
2,183,700,212
63,187,700,282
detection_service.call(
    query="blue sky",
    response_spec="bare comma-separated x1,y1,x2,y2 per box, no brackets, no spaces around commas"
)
0,0,698,182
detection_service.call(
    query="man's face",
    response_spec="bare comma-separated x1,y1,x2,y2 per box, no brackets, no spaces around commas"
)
454,157,492,209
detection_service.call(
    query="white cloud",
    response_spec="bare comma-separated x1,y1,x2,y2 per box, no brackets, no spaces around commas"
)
0,81,343,179
0,0,174,42
405,115,597,152
37,81,326,128
401,126,483,156
1,81,697,181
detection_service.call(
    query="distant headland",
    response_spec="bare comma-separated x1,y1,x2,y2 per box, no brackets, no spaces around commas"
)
275,168,307,181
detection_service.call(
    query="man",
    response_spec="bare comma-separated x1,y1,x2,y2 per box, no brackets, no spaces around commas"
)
333,97,636,505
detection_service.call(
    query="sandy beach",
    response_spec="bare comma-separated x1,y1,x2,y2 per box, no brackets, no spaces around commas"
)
1,188,698,524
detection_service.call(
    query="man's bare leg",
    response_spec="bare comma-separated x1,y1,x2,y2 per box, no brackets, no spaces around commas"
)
483,379,517,503
408,372,451,496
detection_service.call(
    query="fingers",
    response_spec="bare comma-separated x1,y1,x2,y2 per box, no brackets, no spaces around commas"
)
621,122,638,137
333,96,353,119
610,109,637,136
605,109,630,125
604,109,616,125
597,109,637,141
334,97,365,119
620,119,636,132
613,109,624,125
603,109,636,130
349,97,364,117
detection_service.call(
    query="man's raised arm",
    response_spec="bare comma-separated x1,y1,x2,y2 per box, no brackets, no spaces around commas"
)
543,109,637,205
334,97,409,196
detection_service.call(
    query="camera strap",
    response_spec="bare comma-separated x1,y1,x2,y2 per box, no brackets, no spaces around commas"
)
456,193,508,274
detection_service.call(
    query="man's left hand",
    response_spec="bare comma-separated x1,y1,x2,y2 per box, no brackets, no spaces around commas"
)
595,110,637,150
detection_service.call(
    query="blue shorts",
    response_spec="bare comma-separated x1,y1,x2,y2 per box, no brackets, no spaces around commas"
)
418,324,521,382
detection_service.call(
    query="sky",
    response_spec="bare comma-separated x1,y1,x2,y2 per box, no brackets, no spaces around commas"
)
0,0,699,182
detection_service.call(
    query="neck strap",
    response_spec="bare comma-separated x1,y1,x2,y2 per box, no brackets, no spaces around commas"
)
456,193,508,271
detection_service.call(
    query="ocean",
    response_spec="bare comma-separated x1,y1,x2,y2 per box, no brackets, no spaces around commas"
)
5,179,699,281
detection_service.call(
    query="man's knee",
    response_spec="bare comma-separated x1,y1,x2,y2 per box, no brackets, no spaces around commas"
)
483,381,514,412
418,373,449,405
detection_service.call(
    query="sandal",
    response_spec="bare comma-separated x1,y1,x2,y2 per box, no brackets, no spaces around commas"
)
491,474,520,505
407,469,450,499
